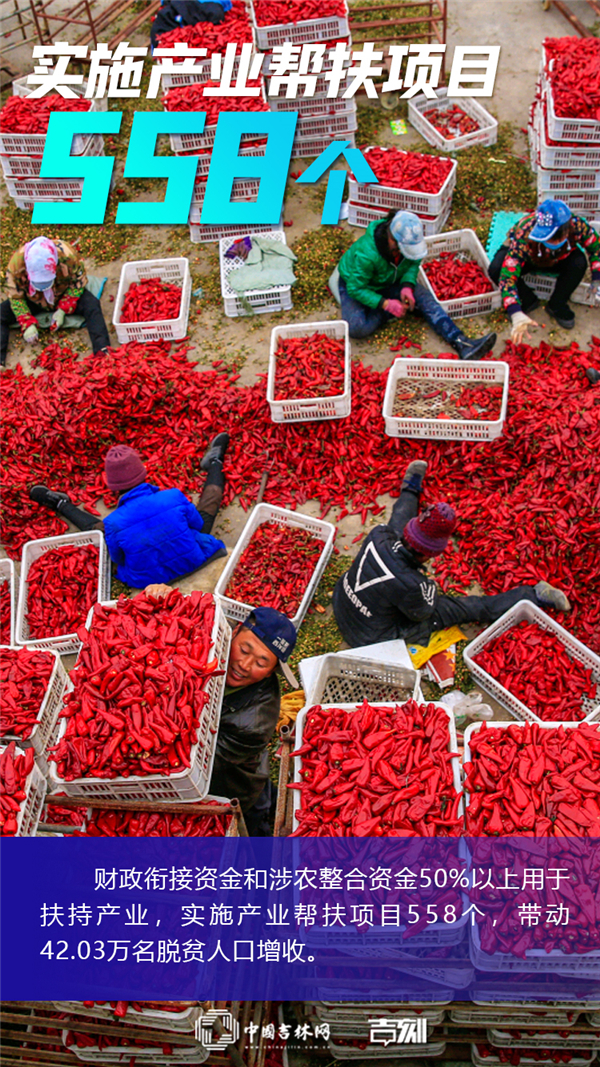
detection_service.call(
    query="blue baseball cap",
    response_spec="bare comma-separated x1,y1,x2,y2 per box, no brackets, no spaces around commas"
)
389,210,428,260
530,199,572,244
243,607,298,686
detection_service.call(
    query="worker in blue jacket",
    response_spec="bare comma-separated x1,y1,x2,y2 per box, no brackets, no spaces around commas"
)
28,435,229,589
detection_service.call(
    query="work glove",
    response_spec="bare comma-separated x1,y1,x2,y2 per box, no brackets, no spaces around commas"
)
400,286,415,311
590,279,600,305
50,308,65,333
23,324,39,344
383,298,406,319
510,310,539,345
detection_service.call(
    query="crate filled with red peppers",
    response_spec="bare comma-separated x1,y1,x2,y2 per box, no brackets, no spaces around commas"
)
267,321,351,422
473,1044,597,1066
541,37,600,144
464,601,600,724
15,531,111,656
61,1022,209,1062
113,257,191,343
0,740,47,836
0,646,67,754
164,79,269,154
0,558,15,646
408,86,498,152
215,503,335,627
250,0,349,50
418,229,501,319
46,589,230,802
71,799,240,838
0,92,97,156
348,145,457,217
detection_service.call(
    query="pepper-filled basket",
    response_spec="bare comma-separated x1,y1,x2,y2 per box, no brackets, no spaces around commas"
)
471,1045,596,1067
382,358,509,442
167,80,268,154
214,503,335,627
250,0,349,50
347,199,451,238
541,44,600,145
531,99,600,172
0,647,68,756
45,594,231,803
408,86,498,152
61,1027,209,1063
0,85,99,156
0,743,47,836
112,257,192,343
348,146,457,217
15,531,111,656
219,230,293,317
267,320,351,422
489,1028,600,1051
0,557,16,646
308,652,420,706
53,1002,203,1032
67,795,242,839
417,229,502,319
463,600,600,725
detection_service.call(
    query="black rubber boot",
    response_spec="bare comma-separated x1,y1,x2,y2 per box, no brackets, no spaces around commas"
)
547,303,575,329
453,332,497,361
201,432,230,471
522,295,541,315
29,485,72,513
585,368,600,385
401,460,428,495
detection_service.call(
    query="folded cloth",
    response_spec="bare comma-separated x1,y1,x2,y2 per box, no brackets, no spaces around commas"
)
227,237,297,292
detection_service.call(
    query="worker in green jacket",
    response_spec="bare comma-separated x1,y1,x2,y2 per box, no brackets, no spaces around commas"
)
329,210,496,359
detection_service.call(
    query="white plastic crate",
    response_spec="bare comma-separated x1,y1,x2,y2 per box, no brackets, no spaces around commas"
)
251,0,349,50
215,503,335,627
62,1030,208,1063
292,131,356,159
543,53,600,145
263,37,352,75
463,600,600,724
471,1046,596,1067
1,134,104,180
54,1003,203,1032
113,257,191,343
489,1028,600,1051
293,105,357,141
267,319,351,422
269,71,334,101
191,174,261,207
190,215,282,244
382,358,509,442
0,744,47,836
349,146,457,217
347,199,451,237
532,100,600,171
315,1008,446,1031
408,87,498,152
5,176,86,201
0,558,16,647
418,229,501,319
329,1037,446,1060
167,84,268,153
46,594,230,803
307,652,420,706
452,1006,580,1026
219,229,292,317
186,140,267,179
271,94,353,117
536,163,600,194
0,85,98,156
16,531,111,656
0,647,67,756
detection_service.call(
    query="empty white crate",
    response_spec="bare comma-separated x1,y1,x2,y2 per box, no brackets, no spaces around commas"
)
113,257,191,342
267,319,351,422
0,647,67,755
251,0,349,50
408,87,498,152
0,558,16,646
308,652,419,706
5,176,86,201
329,1038,446,1060
418,229,501,318
219,229,293,317
348,199,451,237
215,503,335,627
0,744,47,836
382,358,509,442
463,600,600,724
16,531,111,656
349,146,457,216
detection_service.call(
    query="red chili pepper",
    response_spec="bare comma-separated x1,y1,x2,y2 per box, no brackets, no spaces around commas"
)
163,80,268,125
543,37,600,121
0,647,56,739
353,147,454,194
119,278,182,324
25,544,99,639
273,331,345,401
423,251,495,301
77,805,233,837
0,579,12,646
0,94,92,134
423,103,481,139
155,0,253,54
224,522,324,617
0,741,35,835
253,0,346,26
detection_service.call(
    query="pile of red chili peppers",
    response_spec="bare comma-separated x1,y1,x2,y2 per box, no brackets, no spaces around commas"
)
476,1044,593,1064
0,579,11,645
77,807,233,836
253,0,347,25
291,699,462,838
78,1001,196,1017
0,647,55,740
422,252,495,301
163,81,268,123
273,331,346,400
48,589,220,781
119,278,182,324
473,621,598,722
464,721,600,835
0,741,35,835
155,2,253,55
0,94,92,134
225,522,323,615
25,544,99,639
360,147,454,193
543,37,600,121
423,104,481,139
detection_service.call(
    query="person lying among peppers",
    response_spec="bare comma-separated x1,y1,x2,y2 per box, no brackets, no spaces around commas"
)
328,209,497,359
150,0,232,49
333,459,571,649
29,437,230,589
487,199,600,344
145,591,297,835
0,236,110,368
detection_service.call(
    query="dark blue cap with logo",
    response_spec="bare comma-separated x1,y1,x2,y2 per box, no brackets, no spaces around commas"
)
244,607,298,686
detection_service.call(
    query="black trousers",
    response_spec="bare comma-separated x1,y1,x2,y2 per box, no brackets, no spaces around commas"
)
488,244,587,311
389,488,539,639
0,290,110,365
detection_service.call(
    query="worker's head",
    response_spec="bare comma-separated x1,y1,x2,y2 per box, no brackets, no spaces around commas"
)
104,445,147,494
226,607,297,689
529,200,572,249
402,502,457,561
388,210,428,261
24,236,58,302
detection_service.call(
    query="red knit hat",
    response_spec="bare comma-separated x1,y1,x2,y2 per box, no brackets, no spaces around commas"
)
104,445,147,492
403,502,457,557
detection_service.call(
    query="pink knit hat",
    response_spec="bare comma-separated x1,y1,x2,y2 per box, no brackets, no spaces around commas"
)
104,445,147,492
403,502,457,557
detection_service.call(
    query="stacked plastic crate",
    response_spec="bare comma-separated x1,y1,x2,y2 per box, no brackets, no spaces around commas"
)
347,145,457,235
0,78,103,211
255,1,356,158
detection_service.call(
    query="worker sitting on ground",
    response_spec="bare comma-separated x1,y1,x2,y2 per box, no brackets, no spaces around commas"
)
487,199,600,343
28,435,230,589
333,459,570,648
329,210,497,359
1,236,110,368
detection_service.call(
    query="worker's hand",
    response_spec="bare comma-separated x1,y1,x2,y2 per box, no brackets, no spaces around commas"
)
144,583,172,599
510,310,539,345
23,325,39,344
400,286,415,311
590,279,600,305
383,298,406,319
50,308,65,333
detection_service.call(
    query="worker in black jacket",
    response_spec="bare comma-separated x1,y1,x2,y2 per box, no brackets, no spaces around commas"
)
332,461,571,648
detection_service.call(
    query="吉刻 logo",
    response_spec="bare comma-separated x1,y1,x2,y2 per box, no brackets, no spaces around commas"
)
369,1017,427,1046
196,1009,241,1050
